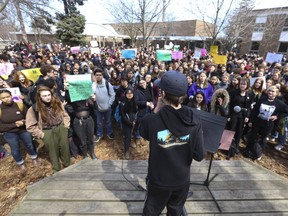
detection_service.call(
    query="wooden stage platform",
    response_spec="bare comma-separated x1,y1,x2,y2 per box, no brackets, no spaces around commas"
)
10,159,288,215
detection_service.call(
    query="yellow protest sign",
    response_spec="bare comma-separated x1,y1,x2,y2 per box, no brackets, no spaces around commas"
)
21,68,42,82
0,75,9,80
213,55,227,65
210,46,218,55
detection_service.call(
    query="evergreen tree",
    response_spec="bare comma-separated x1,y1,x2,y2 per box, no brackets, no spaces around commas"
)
55,0,86,46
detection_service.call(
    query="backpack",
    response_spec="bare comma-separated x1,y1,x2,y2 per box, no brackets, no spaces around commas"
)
105,79,111,96
0,102,24,118
114,102,124,128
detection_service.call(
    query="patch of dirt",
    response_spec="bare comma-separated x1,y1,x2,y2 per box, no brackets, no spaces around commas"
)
0,127,287,216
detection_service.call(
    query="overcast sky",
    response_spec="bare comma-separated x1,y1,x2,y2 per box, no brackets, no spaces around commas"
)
51,0,288,24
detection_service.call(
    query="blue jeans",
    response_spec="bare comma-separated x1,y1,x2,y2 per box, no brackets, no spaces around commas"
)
3,131,37,165
94,108,113,137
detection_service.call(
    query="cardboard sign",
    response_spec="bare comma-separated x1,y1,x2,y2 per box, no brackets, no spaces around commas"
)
213,55,227,65
70,46,81,54
91,47,100,54
1,87,22,103
201,48,207,56
172,51,183,60
194,48,202,59
122,49,136,59
265,52,283,63
67,74,92,102
210,46,218,55
156,50,172,61
21,68,42,82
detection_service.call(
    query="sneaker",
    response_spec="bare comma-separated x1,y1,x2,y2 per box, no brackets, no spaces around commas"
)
130,143,136,148
107,133,115,139
94,136,103,143
274,144,284,151
255,155,262,161
270,138,276,142
124,151,130,160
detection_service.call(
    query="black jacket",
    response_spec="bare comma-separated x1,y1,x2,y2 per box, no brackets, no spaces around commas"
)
140,105,205,188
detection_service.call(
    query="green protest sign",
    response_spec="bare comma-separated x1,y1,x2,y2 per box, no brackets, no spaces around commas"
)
156,50,172,61
67,74,92,102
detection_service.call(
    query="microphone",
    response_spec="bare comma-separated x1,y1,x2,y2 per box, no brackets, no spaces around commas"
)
233,106,247,113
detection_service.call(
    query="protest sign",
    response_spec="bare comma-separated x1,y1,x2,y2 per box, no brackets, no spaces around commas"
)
91,47,100,54
172,51,183,60
201,48,207,56
213,55,227,65
0,87,22,103
21,68,42,82
194,48,202,59
122,49,136,59
70,46,81,54
174,45,180,51
67,74,92,102
265,52,283,63
156,50,172,61
210,46,218,55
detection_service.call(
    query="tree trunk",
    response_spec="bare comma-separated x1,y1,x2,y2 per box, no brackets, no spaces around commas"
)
13,0,28,43
0,0,9,13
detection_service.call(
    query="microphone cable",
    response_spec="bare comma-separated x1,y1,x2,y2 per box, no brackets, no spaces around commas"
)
121,159,147,191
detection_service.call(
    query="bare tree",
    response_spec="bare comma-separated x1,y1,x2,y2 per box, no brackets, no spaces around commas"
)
223,0,255,52
2,0,54,43
188,0,235,45
106,0,170,47
0,0,9,16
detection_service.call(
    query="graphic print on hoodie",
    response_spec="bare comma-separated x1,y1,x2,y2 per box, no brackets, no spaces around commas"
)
157,129,189,149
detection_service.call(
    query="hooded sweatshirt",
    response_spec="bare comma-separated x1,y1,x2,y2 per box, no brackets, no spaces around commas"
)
140,105,205,188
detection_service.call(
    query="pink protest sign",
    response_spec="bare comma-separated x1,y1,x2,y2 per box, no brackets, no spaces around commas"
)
172,51,183,60
201,48,207,56
70,46,81,54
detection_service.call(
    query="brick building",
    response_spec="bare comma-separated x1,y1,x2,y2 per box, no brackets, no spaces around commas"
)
240,6,288,56
110,20,213,49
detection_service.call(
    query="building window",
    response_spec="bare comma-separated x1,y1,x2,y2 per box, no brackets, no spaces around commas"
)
278,42,288,52
253,23,265,32
250,41,260,52
253,16,267,32
283,18,288,32
255,16,267,24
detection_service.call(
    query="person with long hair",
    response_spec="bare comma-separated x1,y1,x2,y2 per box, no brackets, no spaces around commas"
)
187,91,207,111
210,88,230,117
251,78,265,105
228,78,253,156
187,71,214,105
226,74,241,93
12,71,34,107
26,86,71,173
0,89,39,172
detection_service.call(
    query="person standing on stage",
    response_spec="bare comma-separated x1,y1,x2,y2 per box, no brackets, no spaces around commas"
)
140,70,205,216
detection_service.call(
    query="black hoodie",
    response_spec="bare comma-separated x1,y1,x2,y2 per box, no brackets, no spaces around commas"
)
140,105,205,188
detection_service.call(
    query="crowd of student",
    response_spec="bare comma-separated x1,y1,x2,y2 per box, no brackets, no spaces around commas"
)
0,41,288,172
